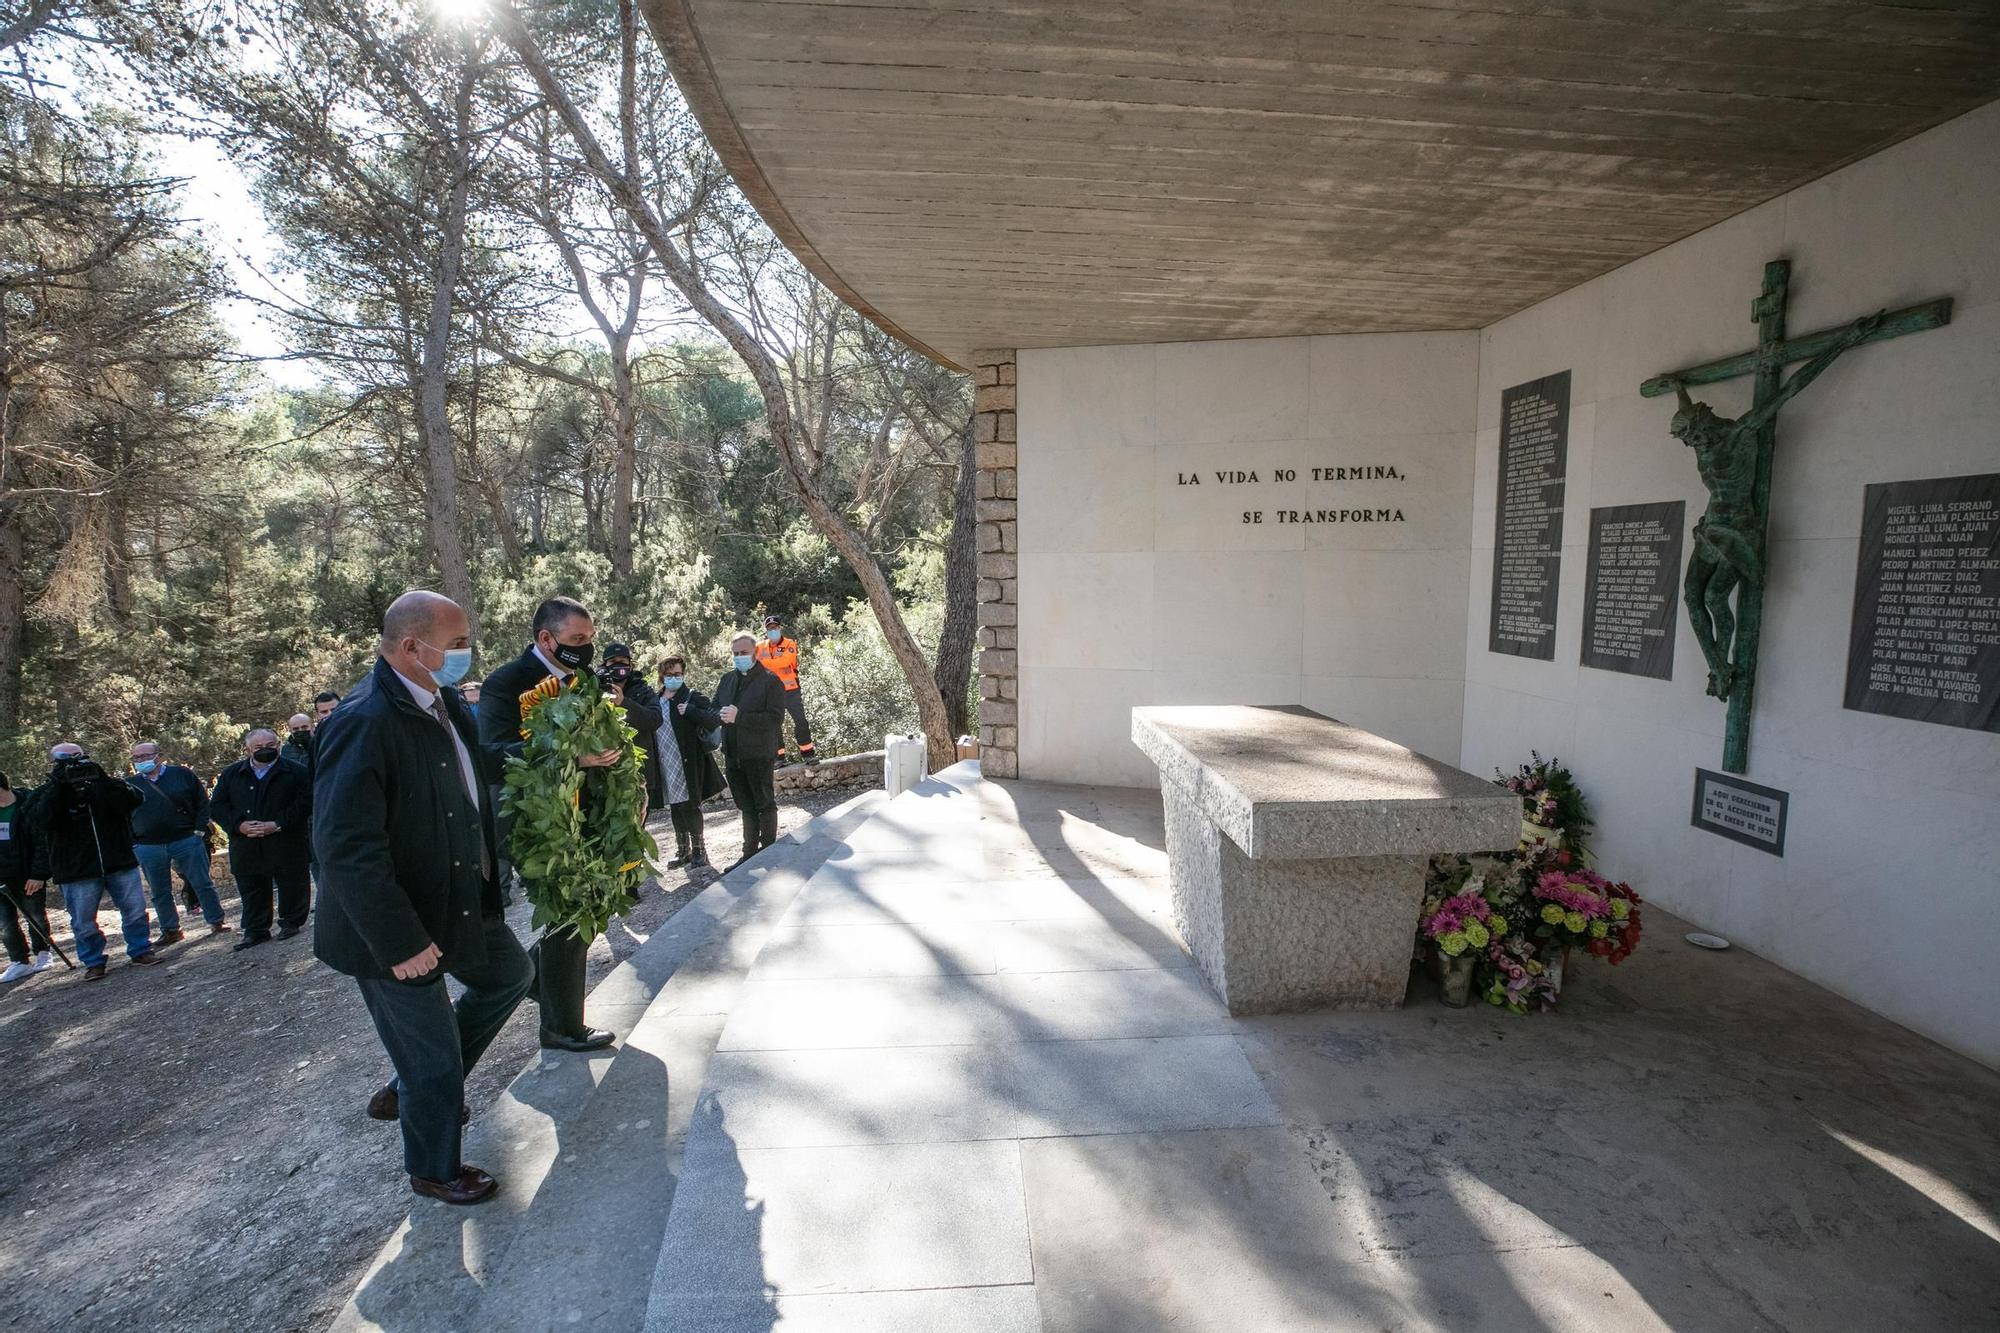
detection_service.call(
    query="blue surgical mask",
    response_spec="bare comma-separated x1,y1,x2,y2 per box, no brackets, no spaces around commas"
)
733,654,754,673
767,628,782,642
421,639,474,688
660,675,683,693
134,759,158,775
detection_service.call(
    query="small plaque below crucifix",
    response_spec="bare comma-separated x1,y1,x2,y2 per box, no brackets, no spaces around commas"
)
1642,259,1952,774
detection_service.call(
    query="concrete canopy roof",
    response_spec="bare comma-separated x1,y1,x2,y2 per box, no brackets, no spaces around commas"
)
640,1,2000,368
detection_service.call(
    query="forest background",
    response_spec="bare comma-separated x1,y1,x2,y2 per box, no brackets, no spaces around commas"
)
1,0,978,779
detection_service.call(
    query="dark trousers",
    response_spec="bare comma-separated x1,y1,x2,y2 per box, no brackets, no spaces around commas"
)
236,862,311,938
726,755,778,854
668,799,704,839
532,926,593,1039
355,914,533,1182
0,882,54,963
779,689,814,756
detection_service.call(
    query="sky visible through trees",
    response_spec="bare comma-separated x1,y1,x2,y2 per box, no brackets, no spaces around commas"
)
0,0,975,777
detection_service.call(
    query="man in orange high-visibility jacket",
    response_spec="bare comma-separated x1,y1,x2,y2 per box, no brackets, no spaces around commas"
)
755,614,817,765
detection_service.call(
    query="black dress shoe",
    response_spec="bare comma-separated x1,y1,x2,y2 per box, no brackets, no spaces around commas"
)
410,1165,498,1206
274,926,302,940
539,1026,615,1053
367,1085,469,1124
232,934,270,952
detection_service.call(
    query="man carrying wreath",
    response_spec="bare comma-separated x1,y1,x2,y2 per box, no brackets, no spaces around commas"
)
478,595,654,1053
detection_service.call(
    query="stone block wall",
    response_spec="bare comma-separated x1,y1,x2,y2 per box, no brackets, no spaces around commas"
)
771,750,882,794
971,347,1019,778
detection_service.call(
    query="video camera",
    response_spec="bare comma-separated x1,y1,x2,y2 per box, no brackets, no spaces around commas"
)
595,661,635,688
52,754,106,786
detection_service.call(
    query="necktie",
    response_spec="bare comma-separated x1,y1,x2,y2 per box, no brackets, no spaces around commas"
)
428,695,493,880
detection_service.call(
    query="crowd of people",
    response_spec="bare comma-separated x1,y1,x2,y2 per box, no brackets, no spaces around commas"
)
0,602,819,1003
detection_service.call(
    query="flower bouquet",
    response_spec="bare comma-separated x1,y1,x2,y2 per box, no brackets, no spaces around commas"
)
502,672,658,944
1521,864,1643,997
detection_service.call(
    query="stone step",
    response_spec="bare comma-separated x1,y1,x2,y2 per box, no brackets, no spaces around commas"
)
329,788,890,1333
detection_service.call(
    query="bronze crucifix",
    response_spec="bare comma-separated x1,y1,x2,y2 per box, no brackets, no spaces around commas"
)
1641,260,1951,774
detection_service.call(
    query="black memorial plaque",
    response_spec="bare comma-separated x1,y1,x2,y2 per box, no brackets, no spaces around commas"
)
1488,371,1571,660
1844,472,2000,732
1581,501,1684,679
1691,769,1788,856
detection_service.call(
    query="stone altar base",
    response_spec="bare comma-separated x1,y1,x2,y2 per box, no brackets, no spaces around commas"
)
1134,704,1521,1018
1162,779,1424,1014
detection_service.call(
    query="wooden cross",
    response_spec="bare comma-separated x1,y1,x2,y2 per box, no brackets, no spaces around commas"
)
1641,260,1951,774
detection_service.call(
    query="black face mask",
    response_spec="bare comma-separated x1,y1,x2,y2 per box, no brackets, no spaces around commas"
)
252,747,280,765
550,640,593,672
289,730,310,744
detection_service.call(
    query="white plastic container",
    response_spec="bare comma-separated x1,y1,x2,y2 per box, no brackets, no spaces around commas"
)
884,734,928,797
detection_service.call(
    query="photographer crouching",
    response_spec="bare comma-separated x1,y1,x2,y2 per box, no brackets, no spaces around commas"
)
26,744,158,980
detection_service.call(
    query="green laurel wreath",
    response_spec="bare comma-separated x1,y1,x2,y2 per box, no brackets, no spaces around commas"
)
501,671,658,944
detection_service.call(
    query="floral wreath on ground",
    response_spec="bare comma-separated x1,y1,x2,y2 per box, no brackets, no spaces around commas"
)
1419,756,1641,1014
1500,751,1593,862
501,672,658,944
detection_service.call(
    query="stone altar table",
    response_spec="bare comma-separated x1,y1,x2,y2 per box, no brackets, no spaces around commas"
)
1131,705,1521,1015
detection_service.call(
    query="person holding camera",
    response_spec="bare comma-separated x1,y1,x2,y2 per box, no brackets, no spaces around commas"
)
599,644,664,899
26,743,158,980
477,596,623,1053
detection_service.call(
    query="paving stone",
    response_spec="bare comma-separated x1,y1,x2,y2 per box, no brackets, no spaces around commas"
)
755,921,998,979
652,1287,1041,1333
698,1035,1277,1148
718,968,1231,1051
1022,1127,1378,1333
652,1135,1031,1301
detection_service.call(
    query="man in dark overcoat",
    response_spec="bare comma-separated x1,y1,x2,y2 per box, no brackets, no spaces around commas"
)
313,590,532,1206
477,595,624,1053
209,728,313,950
714,632,787,864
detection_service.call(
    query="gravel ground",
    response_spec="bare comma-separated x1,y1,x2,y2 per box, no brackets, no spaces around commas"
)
0,789,858,1333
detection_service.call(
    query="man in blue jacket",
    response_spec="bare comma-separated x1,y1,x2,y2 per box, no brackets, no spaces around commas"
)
314,590,532,1206
127,740,229,941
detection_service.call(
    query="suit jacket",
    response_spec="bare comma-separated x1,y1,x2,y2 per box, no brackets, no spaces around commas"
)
311,656,504,979
714,662,787,762
209,756,312,876
477,645,558,760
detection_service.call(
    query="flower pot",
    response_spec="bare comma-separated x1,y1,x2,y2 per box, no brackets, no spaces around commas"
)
1434,949,1478,1008
1542,945,1571,995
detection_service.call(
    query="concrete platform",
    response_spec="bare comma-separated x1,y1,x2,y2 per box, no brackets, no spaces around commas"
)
644,764,2000,1332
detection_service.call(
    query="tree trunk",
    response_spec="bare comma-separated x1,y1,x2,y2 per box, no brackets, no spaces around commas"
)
933,417,976,738
481,477,523,574
415,62,480,644
0,502,25,738
607,340,638,579
496,6,960,770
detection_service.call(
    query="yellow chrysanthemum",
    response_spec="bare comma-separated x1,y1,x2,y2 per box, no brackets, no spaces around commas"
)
1564,910,1587,934
1611,899,1629,920
1541,903,1566,925
1589,920,1610,939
